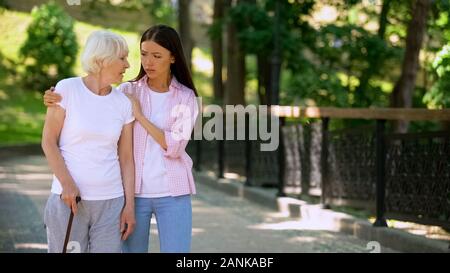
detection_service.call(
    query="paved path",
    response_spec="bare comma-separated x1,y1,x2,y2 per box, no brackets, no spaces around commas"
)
0,155,397,253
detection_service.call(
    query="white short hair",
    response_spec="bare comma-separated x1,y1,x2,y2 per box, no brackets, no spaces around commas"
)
81,30,128,74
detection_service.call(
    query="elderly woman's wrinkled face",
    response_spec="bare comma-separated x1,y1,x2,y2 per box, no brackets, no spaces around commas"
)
100,52,130,84
140,41,174,82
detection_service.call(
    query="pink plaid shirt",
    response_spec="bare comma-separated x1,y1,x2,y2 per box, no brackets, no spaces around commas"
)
119,76,198,196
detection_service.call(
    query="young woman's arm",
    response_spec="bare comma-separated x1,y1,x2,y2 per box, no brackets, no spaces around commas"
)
125,93,168,150
161,93,199,159
43,87,62,107
118,122,136,240
126,92,198,159
135,114,168,149
41,106,80,214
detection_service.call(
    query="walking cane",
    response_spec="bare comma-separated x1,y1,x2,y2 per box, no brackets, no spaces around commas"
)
62,196,81,253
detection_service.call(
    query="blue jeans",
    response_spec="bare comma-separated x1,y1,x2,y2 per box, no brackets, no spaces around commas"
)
122,195,192,253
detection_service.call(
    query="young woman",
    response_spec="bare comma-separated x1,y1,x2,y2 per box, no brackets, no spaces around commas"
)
41,30,136,253
44,25,199,253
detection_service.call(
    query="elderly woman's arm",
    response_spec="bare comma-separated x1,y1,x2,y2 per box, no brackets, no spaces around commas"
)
41,106,80,214
118,122,136,240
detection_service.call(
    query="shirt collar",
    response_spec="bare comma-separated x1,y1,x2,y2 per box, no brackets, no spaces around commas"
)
139,75,181,95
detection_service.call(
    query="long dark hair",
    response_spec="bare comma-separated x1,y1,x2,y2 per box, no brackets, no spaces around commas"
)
132,24,197,96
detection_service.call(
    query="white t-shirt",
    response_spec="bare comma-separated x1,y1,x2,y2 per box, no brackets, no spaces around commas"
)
50,77,134,200
135,87,172,198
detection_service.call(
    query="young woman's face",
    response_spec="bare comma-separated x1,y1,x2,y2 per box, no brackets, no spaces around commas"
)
101,52,130,84
140,40,174,81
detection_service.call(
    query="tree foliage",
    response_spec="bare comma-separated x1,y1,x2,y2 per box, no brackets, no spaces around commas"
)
423,43,450,108
19,2,78,91
209,0,449,112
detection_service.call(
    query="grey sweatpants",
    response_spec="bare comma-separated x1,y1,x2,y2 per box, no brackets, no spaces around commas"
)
44,193,124,253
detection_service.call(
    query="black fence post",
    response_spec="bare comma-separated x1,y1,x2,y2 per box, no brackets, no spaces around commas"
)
298,124,309,198
218,112,225,179
194,137,202,172
320,118,330,209
374,119,388,227
277,116,286,197
245,113,252,186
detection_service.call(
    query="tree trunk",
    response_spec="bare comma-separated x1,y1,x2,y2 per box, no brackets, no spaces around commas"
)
178,0,193,71
212,0,225,103
390,0,431,133
257,53,270,105
224,0,246,105
377,0,391,39
354,0,392,107
268,0,282,106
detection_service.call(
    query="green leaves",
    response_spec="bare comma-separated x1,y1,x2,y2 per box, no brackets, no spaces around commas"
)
120,0,175,27
433,44,450,77
227,2,272,54
423,43,450,109
283,64,349,107
19,2,78,91
208,0,448,109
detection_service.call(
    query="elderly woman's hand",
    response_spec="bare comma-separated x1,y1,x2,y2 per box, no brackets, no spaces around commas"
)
43,87,62,107
124,93,144,120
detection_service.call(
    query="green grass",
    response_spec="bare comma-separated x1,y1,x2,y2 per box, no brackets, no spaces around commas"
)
0,9,214,87
329,205,374,220
0,87,46,145
0,10,140,146
0,9,142,81
0,10,31,61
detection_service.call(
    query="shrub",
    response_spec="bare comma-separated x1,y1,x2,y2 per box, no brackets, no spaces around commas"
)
423,43,450,109
19,2,78,91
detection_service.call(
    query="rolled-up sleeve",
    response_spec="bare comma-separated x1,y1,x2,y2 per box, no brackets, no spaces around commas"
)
163,92,199,159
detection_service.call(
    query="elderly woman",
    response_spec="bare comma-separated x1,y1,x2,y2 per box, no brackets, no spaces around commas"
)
44,25,198,253
41,30,136,253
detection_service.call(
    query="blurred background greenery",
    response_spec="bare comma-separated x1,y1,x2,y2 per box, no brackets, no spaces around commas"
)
0,0,449,146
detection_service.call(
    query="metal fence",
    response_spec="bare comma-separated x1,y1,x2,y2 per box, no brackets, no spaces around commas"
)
186,108,450,229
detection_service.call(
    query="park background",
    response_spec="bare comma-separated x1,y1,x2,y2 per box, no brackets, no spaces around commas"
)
1,0,449,145
0,0,449,252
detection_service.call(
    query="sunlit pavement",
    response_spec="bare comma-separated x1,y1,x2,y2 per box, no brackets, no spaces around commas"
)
0,155,398,253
